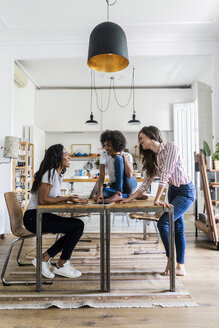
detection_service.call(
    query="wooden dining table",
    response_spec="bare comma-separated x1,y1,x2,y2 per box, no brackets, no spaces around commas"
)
36,198,175,293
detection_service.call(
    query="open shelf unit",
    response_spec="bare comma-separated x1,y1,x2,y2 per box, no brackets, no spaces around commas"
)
12,141,34,211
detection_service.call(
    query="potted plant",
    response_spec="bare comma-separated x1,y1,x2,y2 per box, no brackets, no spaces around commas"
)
95,158,100,169
203,141,212,170
212,143,219,170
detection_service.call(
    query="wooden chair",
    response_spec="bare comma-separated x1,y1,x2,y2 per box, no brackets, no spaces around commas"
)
1,192,52,286
128,188,167,251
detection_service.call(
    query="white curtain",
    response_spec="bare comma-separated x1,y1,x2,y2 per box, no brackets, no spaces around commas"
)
173,101,199,183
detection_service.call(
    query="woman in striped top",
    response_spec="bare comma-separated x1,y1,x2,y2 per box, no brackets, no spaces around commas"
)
121,126,195,276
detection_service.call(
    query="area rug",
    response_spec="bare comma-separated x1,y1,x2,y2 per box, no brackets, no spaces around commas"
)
0,233,197,309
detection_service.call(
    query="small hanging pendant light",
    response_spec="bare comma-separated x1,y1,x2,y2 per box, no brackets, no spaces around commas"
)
128,67,141,125
128,113,141,125
85,113,98,125
85,70,98,125
87,0,129,73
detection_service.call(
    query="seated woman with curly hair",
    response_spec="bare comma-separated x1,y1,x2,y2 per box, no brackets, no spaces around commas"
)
95,130,138,203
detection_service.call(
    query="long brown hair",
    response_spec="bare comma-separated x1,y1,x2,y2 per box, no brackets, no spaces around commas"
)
138,126,163,178
31,144,66,193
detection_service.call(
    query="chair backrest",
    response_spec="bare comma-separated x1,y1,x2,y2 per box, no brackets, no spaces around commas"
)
4,192,32,237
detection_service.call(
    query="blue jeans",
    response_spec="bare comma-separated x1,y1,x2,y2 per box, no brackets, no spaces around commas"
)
103,155,138,199
157,182,196,264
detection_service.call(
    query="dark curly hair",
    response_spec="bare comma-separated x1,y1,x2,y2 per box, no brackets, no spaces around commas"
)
31,144,66,193
100,130,126,152
138,126,163,178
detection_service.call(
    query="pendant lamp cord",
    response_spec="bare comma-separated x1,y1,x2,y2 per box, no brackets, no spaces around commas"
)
132,66,136,114
106,0,117,21
112,67,134,108
90,69,93,114
92,70,113,112
92,66,135,112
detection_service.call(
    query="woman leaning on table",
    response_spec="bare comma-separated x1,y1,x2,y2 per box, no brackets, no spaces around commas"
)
23,144,88,279
121,126,196,276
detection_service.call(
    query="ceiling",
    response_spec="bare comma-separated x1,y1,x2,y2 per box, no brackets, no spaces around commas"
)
1,0,217,88
18,56,211,88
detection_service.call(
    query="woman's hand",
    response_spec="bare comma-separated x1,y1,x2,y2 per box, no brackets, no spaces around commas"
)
95,191,104,204
67,196,88,204
74,198,88,204
154,200,172,209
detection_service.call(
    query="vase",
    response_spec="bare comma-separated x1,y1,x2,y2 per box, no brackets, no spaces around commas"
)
206,156,212,170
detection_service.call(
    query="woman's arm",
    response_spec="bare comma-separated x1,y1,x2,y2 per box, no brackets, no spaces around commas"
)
154,185,172,208
120,188,144,203
38,183,69,205
38,183,88,205
96,164,105,203
154,185,165,204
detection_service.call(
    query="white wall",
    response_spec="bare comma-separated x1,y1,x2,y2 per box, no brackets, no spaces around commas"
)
197,81,213,151
0,56,14,234
212,52,219,144
198,65,212,87
36,88,193,132
0,72,36,233
14,78,36,139
30,126,45,173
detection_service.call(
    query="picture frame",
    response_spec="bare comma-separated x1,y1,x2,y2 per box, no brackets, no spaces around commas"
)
71,144,91,156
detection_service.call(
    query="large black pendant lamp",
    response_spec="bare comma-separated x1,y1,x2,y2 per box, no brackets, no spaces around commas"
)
87,0,129,73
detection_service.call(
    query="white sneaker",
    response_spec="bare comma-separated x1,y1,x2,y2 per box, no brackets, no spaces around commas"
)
32,258,55,279
53,260,81,278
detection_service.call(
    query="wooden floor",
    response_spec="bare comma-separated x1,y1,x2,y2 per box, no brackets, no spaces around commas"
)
0,230,219,327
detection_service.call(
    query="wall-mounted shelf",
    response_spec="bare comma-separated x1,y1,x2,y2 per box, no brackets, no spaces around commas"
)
69,156,100,161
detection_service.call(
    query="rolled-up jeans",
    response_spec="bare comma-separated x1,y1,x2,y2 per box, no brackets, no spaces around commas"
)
157,181,196,264
103,155,138,199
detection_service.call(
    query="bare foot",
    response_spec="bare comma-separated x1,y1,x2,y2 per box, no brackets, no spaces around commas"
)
136,194,148,200
175,263,186,276
104,191,123,203
161,258,170,276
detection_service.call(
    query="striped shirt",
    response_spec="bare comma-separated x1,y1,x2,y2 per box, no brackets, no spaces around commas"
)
138,142,191,193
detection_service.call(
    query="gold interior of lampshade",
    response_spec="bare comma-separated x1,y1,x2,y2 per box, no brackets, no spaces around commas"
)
88,53,129,72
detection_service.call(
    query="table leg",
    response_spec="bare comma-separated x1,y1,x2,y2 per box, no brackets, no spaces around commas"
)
143,220,147,240
169,208,175,292
69,182,74,193
106,211,111,292
36,211,42,292
100,213,105,292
